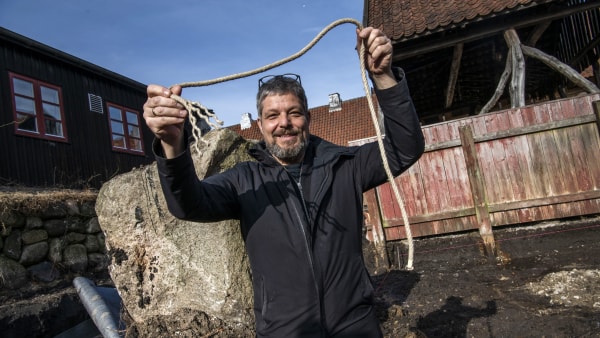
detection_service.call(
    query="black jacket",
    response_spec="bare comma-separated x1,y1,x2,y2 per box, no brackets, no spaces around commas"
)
156,71,424,337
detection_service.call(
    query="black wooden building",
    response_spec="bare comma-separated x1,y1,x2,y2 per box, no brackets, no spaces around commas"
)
0,27,154,189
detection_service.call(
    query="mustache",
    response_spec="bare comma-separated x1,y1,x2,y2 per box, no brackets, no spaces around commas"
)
273,129,301,137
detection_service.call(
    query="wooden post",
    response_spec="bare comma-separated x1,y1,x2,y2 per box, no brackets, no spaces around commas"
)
445,43,463,108
480,51,512,114
504,29,526,108
521,44,600,94
459,124,497,257
363,188,390,271
594,100,600,137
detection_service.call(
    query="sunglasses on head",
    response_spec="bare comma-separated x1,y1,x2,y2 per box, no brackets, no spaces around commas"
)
258,73,301,89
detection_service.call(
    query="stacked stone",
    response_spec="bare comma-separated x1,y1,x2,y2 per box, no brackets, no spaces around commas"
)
0,197,108,290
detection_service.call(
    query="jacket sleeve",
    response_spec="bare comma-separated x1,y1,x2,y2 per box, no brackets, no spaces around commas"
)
153,137,241,221
360,68,425,191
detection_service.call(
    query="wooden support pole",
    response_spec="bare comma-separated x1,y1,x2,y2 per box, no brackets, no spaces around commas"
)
526,21,551,47
445,43,464,108
363,188,390,272
594,100,600,138
504,29,526,108
521,44,600,94
480,51,512,114
459,124,497,257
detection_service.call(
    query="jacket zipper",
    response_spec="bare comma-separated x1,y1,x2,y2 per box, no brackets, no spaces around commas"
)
308,165,331,335
285,169,325,335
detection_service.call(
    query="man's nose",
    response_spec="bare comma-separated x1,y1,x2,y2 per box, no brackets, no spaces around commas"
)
277,114,290,127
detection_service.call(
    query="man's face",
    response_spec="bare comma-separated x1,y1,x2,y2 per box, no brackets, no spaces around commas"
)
257,93,310,165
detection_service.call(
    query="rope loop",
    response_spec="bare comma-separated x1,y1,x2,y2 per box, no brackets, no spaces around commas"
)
169,18,415,270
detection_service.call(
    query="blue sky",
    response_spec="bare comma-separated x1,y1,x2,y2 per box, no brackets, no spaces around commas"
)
1,0,368,126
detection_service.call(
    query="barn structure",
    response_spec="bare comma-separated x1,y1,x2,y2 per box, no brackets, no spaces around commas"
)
361,0,600,260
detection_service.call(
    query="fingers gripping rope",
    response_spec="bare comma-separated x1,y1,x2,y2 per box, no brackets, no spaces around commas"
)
170,18,416,270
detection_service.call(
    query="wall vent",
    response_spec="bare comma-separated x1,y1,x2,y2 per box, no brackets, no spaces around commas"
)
88,93,104,114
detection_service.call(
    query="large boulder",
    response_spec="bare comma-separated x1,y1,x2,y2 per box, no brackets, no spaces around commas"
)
96,129,256,337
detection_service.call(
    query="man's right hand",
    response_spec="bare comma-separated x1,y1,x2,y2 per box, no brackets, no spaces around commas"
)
143,85,187,158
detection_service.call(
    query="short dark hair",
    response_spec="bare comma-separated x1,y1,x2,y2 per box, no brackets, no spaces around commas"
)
256,74,308,118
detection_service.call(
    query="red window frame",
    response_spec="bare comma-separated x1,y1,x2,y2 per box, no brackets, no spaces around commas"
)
9,73,68,142
107,103,145,155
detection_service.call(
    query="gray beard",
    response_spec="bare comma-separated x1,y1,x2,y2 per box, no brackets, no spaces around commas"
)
266,139,307,164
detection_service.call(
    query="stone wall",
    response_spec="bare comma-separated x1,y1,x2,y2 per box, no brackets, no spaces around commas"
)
0,190,108,290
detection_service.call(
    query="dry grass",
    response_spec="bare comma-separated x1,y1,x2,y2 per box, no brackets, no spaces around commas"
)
0,186,98,214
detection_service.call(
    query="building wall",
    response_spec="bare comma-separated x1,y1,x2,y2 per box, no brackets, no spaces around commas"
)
0,28,154,188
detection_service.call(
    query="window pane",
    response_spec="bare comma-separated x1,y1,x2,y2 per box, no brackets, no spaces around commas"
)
13,78,34,97
43,103,62,120
126,111,139,125
45,119,63,136
41,86,59,104
128,125,140,138
109,106,122,121
112,134,125,148
17,113,38,132
128,138,142,151
15,96,36,114
111,120,124,135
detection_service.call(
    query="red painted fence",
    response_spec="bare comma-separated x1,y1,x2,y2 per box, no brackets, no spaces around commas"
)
353,94,600,242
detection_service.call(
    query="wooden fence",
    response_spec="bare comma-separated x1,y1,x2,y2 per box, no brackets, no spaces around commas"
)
354,94,600,245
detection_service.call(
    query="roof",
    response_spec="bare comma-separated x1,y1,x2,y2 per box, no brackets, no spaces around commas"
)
365,0,556,41
0,27,146,90
229,94,379,146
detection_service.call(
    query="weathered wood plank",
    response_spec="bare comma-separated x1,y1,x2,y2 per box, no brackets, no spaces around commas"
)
437,149,454,213
527,131,553,197
547,130,568,194
489,139,514,203
580,123,600,189
419,152,445,215
476,141,500,204
377,183,397,223
459,124,496,255
534,103,551,124
398,164,424,217
519,105,537,127
410,163,428,216
552,128,578,194
488,190,600,213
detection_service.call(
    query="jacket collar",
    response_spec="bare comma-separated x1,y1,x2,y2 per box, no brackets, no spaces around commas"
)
248,135,355,167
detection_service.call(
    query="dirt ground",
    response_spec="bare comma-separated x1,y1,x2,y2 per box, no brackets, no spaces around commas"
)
2,216,599,337
373,216,600,338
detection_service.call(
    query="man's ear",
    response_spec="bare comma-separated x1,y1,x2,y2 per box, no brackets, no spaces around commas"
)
306,111,311,124
257,118,263,134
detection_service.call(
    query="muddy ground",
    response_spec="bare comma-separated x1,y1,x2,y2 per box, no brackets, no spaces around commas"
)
2,216,599,337
373,216,600,337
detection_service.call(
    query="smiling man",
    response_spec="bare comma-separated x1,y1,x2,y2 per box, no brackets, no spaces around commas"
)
256,74,310,165
143,27,424,337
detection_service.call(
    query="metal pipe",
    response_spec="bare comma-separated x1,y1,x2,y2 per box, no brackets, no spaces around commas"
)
73,277,124,338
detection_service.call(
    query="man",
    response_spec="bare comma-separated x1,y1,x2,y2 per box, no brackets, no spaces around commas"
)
143,27,424,337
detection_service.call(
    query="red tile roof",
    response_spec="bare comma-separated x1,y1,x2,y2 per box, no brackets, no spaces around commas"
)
229,94,379,146
366,0,555,40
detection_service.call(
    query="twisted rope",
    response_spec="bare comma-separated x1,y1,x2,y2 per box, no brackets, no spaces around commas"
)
170,18,415,270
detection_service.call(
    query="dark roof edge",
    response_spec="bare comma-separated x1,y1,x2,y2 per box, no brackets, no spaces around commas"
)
362,0,369,28
0,26,147,90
